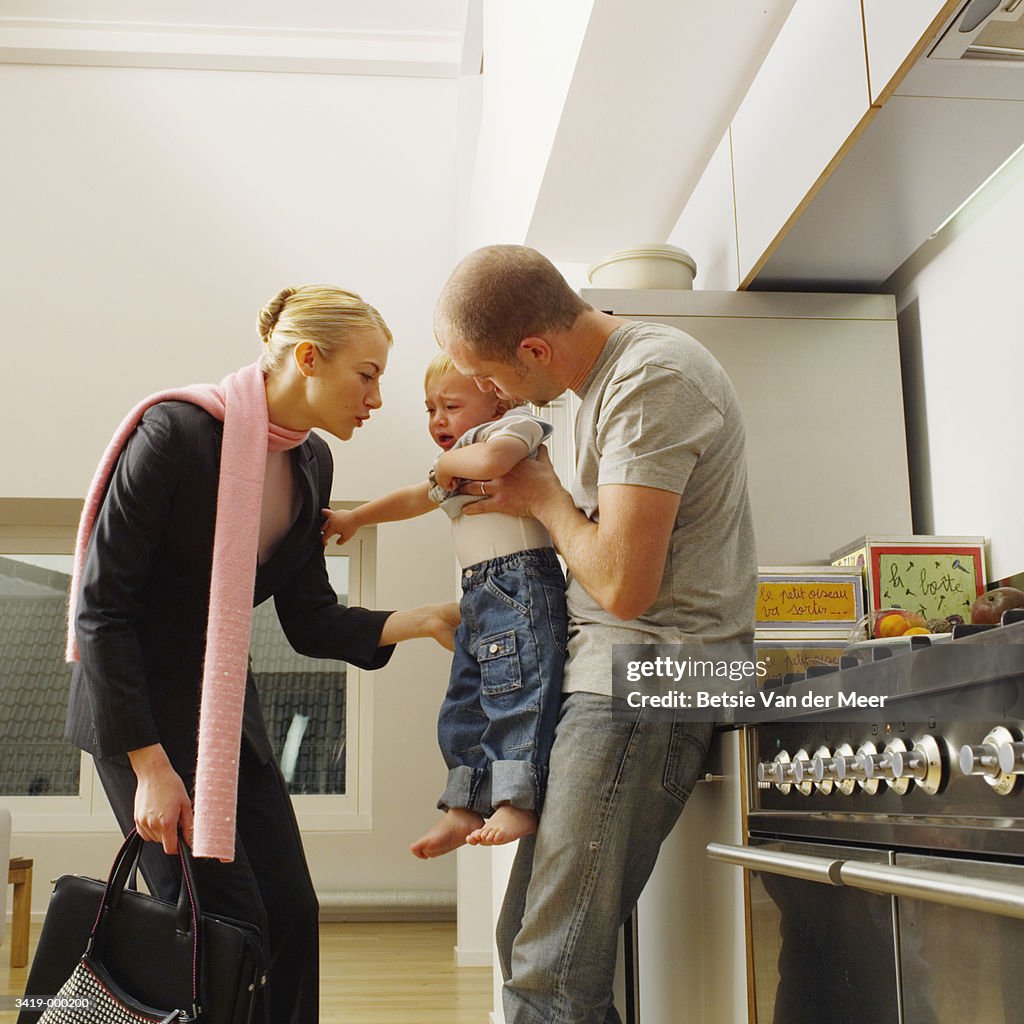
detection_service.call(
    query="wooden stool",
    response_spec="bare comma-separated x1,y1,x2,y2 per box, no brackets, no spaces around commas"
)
7,857,32,969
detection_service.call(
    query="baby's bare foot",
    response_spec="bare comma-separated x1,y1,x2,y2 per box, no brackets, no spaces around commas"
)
411,808,484,859
467,805,538,847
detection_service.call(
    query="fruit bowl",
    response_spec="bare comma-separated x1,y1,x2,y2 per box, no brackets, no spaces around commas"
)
873,608,928,638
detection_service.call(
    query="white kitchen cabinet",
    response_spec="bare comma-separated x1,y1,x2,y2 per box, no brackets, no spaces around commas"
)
633,729,748,1024
751,90,1024,288
581,288,913,565
731,0,870,285
862,0,958,104
668,128,740,291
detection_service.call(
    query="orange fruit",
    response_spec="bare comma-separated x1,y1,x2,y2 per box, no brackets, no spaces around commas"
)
877,613,910,638
903,626,930,636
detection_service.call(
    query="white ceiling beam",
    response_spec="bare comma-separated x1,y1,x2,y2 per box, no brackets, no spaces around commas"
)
524,0,797,263
0,17,462,77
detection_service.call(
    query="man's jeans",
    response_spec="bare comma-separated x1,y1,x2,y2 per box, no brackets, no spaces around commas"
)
438,547,567,814
497,691,714,1023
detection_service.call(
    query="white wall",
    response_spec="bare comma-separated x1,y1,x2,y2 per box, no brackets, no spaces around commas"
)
886,145,1024,581
1,60,465,905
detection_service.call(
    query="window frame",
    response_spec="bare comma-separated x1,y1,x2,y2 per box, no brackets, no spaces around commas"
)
0,499,377,834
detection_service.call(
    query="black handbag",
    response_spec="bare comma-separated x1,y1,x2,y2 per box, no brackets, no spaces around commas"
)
17,830,264,1024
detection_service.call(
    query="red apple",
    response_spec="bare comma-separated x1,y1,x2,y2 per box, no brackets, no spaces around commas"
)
970,587,1024,625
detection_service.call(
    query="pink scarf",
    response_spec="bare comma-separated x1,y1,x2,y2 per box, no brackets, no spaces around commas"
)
67,363,309,862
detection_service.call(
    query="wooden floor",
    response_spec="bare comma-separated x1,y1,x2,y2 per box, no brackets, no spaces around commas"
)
2,921,493,1023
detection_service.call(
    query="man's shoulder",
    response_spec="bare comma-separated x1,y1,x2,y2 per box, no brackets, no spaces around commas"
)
592,321,736,421
610,320,714,374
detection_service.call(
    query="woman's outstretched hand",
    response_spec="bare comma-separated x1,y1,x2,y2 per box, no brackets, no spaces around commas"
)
427,601,461,651
380,602,461,652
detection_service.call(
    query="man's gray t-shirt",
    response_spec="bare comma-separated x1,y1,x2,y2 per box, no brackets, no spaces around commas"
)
562,320,758,696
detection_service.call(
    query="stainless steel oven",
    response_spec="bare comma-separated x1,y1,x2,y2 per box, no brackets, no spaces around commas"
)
709,617,1024,1024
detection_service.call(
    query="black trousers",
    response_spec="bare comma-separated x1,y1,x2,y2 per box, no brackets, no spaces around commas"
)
94,748,320,1024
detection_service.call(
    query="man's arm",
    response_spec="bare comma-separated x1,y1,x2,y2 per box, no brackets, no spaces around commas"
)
466,450,680,621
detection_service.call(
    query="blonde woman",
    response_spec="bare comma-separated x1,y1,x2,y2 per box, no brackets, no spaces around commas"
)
65,286,458,1024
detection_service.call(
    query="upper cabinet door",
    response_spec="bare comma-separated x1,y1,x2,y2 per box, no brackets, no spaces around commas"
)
731,0,870,286
863,0,959,104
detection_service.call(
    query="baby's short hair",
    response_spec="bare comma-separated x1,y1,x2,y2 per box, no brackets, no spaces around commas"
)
423,352,515,416
424,352,459,391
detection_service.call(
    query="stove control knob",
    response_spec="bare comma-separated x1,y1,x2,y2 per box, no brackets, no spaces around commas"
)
891,748,927,781
870,738,911,793
789,750,815,796
861,751,896,781
998,741,1024,775
960,744,1000,776
757,751,793,794
823,743,857,795
959,729,1018,795
889,735,945,795
833,755,862,780
835,741,880,794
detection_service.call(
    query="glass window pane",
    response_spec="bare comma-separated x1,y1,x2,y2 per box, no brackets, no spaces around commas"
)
249,556,350,796
1,552,355,801
0,554,80,796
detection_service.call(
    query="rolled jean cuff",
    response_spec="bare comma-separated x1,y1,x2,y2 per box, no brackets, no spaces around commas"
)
438,764,491,814
491,760,544,812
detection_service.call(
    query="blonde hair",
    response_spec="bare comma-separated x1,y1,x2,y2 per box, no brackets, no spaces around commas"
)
257,285,392,373
424,352,457,391
423,351,513,416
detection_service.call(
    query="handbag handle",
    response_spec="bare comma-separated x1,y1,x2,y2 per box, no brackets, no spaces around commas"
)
88,828,203,1017
103,829,202,935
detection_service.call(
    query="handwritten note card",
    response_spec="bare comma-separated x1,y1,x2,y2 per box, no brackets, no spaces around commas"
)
756,576,862,629
756,641,848,683
876,551,980,620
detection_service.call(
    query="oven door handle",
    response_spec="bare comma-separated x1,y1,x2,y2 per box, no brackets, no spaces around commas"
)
707,842,1024,921
838,861,1024,920
705,842,845,885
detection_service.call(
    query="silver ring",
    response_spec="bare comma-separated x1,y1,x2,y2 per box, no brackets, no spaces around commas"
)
480,481,488,496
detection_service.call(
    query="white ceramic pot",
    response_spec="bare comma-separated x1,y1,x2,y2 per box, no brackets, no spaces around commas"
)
587,245,697,289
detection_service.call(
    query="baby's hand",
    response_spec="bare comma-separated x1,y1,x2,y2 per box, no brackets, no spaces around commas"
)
432,451,464,493
321,508,359,547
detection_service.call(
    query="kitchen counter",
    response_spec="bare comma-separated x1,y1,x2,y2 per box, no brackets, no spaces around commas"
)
751,618,1024,724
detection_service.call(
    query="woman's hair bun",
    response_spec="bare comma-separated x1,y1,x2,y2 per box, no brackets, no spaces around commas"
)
258,287,297,343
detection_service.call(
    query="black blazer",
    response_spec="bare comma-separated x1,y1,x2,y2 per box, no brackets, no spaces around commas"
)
65,401,393,775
